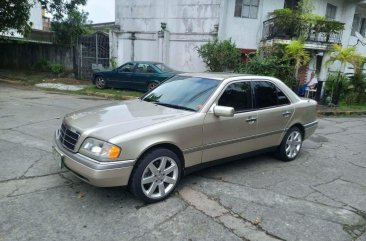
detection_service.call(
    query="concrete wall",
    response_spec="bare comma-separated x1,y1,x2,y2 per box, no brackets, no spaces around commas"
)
113,0,220,72
0,43,74,71
219,0,284,49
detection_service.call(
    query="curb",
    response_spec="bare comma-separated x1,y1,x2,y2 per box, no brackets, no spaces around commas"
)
317,111,366,116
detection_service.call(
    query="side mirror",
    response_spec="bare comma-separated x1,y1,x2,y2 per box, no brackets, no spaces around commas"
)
213,106,234,117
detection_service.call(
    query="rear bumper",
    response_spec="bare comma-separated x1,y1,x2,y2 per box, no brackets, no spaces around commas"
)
304,120,318,139
53,132,134,187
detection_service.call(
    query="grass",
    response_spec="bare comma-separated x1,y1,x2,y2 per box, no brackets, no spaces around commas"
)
75,85,143,100
337,102,366,112
0,68,143,100
0,69,54,85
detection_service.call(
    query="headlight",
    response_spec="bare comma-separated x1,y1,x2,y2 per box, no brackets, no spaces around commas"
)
79,138,121,161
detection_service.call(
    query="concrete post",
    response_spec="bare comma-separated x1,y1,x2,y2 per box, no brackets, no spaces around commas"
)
158,31,164,62
163,31,170,65
130,32,136,61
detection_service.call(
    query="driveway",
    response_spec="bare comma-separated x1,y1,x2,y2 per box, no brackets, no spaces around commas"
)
0,84,365,241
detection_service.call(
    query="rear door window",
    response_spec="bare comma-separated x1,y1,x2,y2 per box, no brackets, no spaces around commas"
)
253,81,290,108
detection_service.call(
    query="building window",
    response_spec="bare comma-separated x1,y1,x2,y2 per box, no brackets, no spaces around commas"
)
325,3,337,20
360,18,366,36
284,0,299,9
352,14,361,36
234,0,260,19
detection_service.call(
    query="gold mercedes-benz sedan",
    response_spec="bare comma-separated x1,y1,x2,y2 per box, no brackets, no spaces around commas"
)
53,73,318,202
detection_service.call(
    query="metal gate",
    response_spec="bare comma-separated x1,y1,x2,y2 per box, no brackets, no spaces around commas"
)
75,32,110,80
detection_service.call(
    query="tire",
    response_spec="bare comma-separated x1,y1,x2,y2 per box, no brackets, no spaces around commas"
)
277,127,303,162
147,82,157,91
95,76,106,89
130,148,182,203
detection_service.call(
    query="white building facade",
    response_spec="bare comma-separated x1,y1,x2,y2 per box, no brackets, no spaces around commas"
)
112,0,366,79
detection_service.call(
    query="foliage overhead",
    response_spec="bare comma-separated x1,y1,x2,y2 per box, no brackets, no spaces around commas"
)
0,0,86,36
51,9,91,45
197,39,241,72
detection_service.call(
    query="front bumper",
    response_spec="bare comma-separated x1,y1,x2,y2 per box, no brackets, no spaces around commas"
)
53,132,135,187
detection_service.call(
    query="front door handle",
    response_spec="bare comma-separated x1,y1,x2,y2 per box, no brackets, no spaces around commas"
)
282,111,292,117
246,116,257,124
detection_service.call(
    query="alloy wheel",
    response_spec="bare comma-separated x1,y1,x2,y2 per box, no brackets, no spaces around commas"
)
95,77,106,89
285,130,302,159
141,156,179,199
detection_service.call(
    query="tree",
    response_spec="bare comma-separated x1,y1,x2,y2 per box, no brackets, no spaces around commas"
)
197,39,241,72
238,45,296,87
0,0,86,36
284,40,310,89
326,44,364,104
51,9,91,45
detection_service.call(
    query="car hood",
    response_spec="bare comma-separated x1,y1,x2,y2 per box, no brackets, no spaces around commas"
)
63,99,194,140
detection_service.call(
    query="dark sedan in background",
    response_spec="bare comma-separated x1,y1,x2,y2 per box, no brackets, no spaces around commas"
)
92,61,178,92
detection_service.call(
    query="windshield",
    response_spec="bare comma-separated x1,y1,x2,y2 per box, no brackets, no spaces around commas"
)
153,63,175,72
142,76,220,111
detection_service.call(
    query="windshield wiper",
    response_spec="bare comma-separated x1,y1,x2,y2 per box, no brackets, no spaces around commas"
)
155,102,196,112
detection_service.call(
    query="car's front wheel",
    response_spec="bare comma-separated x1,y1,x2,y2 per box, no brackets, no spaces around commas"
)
277,127,303,162
95,76,106,89
130,148,182,203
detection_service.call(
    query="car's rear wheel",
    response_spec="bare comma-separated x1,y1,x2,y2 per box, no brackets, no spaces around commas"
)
95,76,106,89
277,127,303,162
147,82,157,91
130,148,182,203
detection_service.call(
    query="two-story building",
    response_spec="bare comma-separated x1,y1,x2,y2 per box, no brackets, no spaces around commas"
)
111,0,366,83
1,1,53,43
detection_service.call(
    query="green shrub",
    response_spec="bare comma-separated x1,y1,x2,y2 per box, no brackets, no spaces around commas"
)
33,60,50,72
110,57,118,69
238,55,295,87
50,64,64,76
349,69,366,104
324,74,350,104
197,39,241,72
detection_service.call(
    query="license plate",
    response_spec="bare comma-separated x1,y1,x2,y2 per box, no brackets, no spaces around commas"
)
53,146,64,169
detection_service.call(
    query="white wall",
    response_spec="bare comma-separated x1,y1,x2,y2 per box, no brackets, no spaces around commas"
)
29,1,43,30
114,0,220,72
219,0,284,49
348,6,366,57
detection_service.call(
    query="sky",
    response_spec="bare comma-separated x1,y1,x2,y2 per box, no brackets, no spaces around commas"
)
80,0,115,24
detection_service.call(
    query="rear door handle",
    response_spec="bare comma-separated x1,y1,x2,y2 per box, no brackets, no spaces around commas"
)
282,111,292,117
246,116,257,124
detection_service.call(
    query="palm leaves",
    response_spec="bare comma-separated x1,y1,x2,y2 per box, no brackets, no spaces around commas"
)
326,44,363,71
326,44,364,104
284,40,310,89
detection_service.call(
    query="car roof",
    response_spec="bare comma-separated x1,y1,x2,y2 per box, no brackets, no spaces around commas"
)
177,72,252,80
129,61,163,64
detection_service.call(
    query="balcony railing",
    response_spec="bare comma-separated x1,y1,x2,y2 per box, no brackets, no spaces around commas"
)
262,17,344,44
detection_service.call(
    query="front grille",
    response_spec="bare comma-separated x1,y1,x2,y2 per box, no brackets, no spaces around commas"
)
59,124,80,151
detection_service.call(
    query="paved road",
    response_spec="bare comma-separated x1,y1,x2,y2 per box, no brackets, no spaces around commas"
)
0,84,366,241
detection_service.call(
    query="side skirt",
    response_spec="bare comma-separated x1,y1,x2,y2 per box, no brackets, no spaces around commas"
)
183,146,278,176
